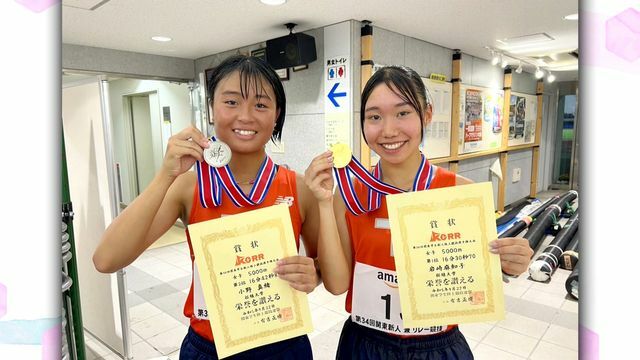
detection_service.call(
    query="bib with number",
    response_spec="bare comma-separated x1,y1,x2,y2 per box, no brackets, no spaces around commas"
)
351,262,447,336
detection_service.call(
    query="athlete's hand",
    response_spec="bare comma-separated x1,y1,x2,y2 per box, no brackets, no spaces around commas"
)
161,126,210,180
490,237,534,276
304,151,334,203
273,256,319,293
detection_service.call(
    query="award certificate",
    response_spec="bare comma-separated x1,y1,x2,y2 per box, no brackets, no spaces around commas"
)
386,182,505,327
188,204,313,358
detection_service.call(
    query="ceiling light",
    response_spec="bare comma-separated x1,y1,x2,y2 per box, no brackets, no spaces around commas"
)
491,52,500,66
151,36,172,42
564,13,579,21
535,67,545,79
547,72,556,83
260,0,286,5
501,56,509,68
515,62,523,74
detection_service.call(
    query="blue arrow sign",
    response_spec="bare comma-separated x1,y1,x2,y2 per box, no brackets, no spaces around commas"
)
328,82,347,107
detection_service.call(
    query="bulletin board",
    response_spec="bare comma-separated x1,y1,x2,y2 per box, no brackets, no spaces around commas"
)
508,91,538,146
458,85,504,155
421,78,452,159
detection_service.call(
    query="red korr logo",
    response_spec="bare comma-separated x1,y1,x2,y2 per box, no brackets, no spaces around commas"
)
235,253,265,266
430,231,461,242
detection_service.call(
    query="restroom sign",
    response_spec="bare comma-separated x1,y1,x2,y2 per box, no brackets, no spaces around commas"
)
327,65,346,80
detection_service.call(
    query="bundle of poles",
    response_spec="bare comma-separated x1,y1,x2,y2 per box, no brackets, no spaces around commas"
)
528,209,579,282
497,190,580,297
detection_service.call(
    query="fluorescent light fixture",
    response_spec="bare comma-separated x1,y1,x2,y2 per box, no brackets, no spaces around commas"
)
260,0,286,5
151,36,172,42
547,72,556,83
535,67,545,79
564,13,579,21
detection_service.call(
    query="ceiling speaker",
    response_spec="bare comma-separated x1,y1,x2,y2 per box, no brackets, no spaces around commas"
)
266,33,317,70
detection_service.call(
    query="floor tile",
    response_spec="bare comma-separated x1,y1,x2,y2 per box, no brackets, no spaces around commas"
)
465,338,479,350
322,293,348,316
129,302,163,324
310,320,343,360
529,278,571,297
310,306,349,333
127,292,147,308
130,312,184,339
146,324,188,355
481,327,538,358
153,266,190,283
131,340,164,359
168,349,181,360
496,311,549,339
529,340,578,360
503,283,530,298
307,284,338,307
560,298,578,313
506,296,559,323
136,283,180,302
552,309,578,330
150,292,187,313
131,256,164,269
521,287,566,308
542,324,579,351
458,322,494,341
129,330,143,344
473,344,526,360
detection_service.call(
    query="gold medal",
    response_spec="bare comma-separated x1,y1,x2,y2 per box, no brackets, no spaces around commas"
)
331,143,352,168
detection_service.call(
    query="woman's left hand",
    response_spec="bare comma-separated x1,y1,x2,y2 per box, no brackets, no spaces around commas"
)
273,256,319,293
489,237,534,276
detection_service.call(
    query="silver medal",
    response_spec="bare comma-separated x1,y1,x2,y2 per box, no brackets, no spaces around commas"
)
203,140,232,167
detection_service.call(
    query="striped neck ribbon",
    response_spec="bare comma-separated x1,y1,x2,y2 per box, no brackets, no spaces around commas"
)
196,136,278,208
334,154,434,215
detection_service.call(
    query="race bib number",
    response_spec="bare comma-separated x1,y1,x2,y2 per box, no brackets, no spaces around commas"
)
351,262,446,335
193,262,209,320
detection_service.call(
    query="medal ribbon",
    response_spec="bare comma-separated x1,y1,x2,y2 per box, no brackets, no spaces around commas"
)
196,136,278,208
334,154,434,215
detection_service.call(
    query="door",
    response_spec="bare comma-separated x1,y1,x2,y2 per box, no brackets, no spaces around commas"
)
551,93,579,189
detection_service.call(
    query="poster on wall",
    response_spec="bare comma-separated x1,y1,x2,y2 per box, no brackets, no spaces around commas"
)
459,85,504,154
464,89,483,151
508,92,537,146
422,78,452,159
509,96,526,139
484,93,503,134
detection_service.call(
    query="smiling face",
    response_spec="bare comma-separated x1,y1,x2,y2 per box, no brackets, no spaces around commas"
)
210,70,279,154
363,83,431,164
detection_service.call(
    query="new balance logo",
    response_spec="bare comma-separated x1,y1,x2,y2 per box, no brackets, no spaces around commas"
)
274,196,294,207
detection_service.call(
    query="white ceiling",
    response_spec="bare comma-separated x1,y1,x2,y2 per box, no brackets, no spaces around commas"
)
63,0,578,79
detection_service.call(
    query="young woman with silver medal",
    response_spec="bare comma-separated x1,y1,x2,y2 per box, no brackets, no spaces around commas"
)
94,55,321,359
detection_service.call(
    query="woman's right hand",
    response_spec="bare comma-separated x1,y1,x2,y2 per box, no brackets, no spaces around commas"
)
161,126,210,180
304,151,335,203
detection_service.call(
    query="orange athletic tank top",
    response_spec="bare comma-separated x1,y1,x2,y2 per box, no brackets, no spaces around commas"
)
183,166,302,342
345,166,457,336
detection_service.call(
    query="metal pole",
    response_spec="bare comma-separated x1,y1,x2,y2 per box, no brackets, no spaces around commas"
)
98,77,133,360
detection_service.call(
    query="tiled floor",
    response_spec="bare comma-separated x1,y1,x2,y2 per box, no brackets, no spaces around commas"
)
85,191,578,359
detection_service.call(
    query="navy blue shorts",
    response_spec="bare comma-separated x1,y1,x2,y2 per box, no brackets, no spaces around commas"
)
336,318,473,360
179,326,313,359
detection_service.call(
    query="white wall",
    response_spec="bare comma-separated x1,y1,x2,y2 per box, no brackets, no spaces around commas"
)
62,80,124,355
108,79,192,204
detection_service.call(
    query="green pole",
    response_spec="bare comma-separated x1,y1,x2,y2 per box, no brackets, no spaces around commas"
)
62,128,86,360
